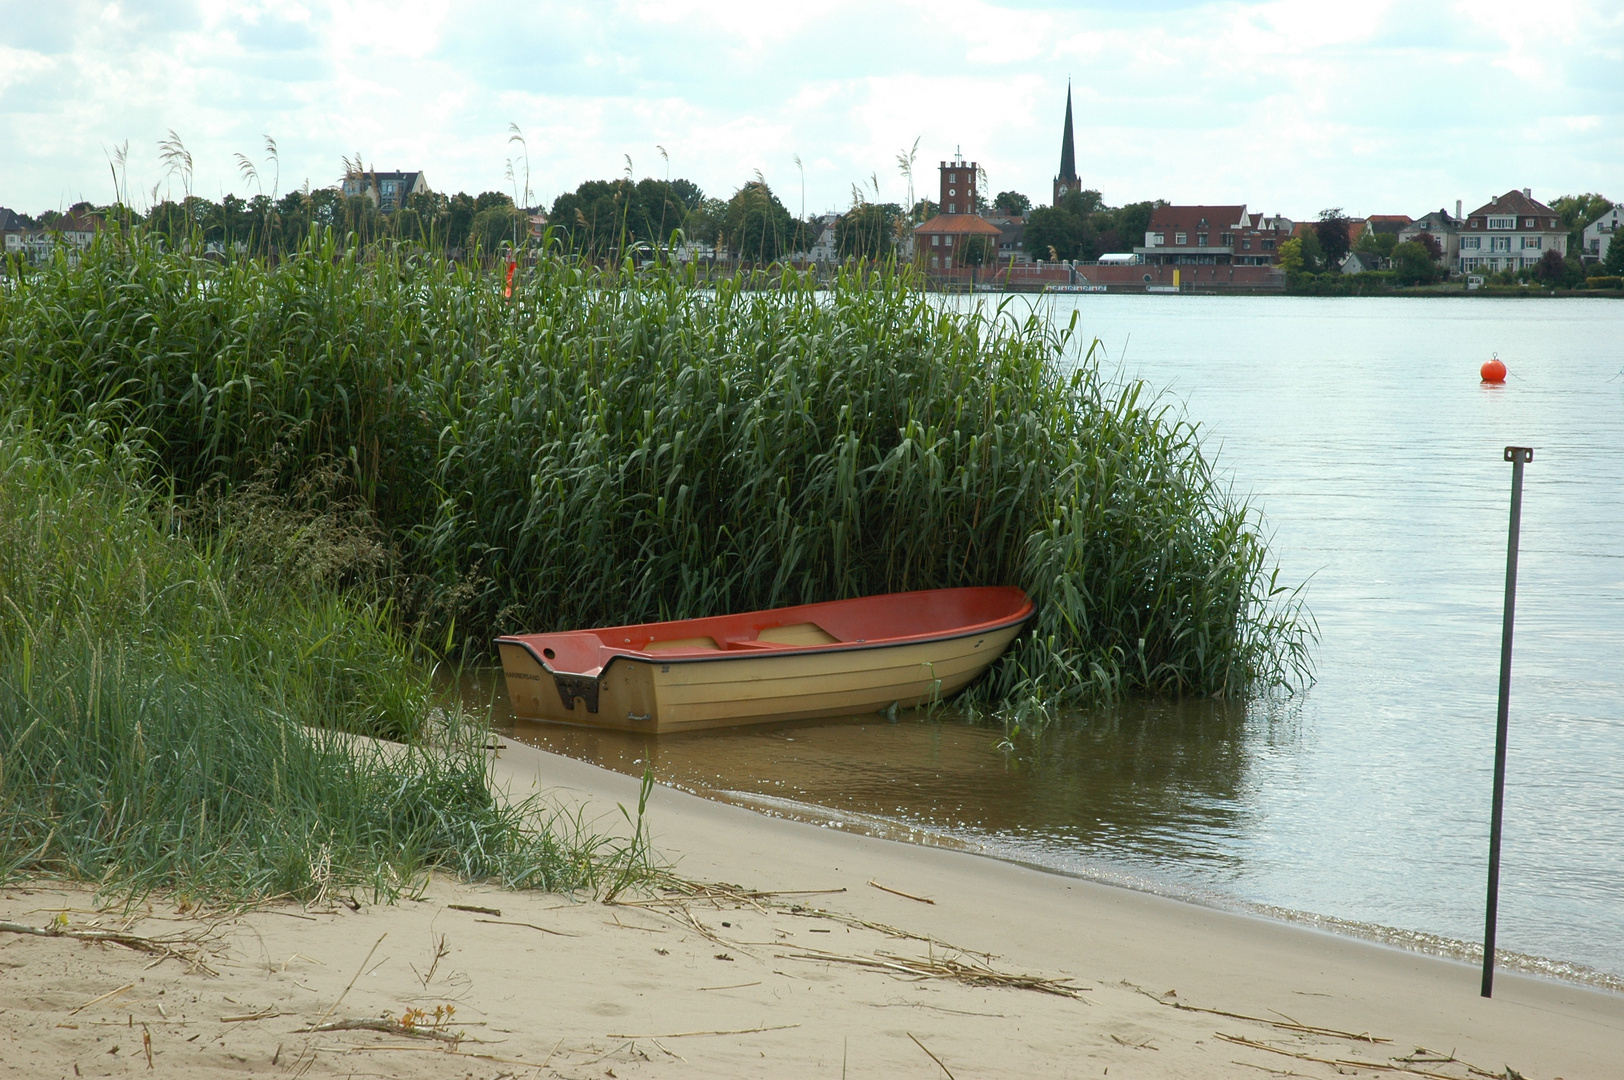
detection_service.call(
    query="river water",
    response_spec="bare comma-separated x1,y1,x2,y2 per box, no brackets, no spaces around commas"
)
494,295,1624,985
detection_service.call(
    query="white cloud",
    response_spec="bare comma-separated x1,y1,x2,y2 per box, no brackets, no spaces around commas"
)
1,0,1620,217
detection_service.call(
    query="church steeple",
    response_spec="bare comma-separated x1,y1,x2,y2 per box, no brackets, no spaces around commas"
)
1054,82,1079,205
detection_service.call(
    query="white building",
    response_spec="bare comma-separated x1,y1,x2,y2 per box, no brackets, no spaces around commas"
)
1397,208,1462,269
340,170,430,214
1456,189,1566,273
1581,205,1620,263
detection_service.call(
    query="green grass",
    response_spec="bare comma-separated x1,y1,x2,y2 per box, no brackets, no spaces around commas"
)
1,231,1311,714
0,414,643,903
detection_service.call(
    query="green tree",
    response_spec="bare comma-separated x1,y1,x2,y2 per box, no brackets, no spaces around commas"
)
548,177,706,258
471,204,526,254
1021,204,1080,261
1551,193,1613,254
1296,228,1325,272
447,193,477,254
835,203,900,260
993,191,1030,216
1391,240,1441,285
1277,236,1304,276
1354,229,1398,258
1605,234,1624,275
724,181,794,262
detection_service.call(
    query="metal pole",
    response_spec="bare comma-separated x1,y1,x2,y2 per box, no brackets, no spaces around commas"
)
1482,445,1532,998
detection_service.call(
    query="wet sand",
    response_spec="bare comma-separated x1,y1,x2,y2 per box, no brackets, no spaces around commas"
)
2,740,1620,1078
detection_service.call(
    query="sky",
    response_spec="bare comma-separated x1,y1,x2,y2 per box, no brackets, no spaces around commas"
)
2,0,1621,221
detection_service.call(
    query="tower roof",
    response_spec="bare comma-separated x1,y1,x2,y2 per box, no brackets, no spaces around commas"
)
1057,83,1077,182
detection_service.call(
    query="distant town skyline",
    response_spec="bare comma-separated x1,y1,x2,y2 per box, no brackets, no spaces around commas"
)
3,0,1620,218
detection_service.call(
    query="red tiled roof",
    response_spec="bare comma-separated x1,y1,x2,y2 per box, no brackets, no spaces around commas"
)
1146,205,1248,232
914,213,1004,236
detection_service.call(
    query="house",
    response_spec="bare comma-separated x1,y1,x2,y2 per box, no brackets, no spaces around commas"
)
913,150,1003,271
0,208,27,255
340,170,430,214
1581,205,1620,263
1340,250,1382,274
1455,189,1566,273
13,211,101,265
1397,209,1461,268
986,214,1029,264
1364,214,1412,238
1135,206,1288,266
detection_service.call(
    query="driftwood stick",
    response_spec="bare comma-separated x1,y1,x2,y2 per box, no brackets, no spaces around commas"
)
0,920,213,973
1146,991,1391,1043
68,983,136,1016
474,917,576,937
1215,1033,1464,1080
869,880,935,904
295,1017,461,1043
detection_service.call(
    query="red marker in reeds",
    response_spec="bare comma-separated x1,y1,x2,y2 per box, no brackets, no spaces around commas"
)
504,259,516,299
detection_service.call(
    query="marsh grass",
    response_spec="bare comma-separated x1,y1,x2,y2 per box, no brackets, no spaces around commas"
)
2,231,1311,713
0,416,644,903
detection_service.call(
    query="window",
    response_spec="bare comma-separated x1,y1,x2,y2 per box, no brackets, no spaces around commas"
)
948,173,956,183
948,203,955,213
1461,236,1480,250
1242,239,1252,250
1523,236,1541,250
1221,232,1234,246
1196,233,1208,246
1491,237,1511,251
932,235,940,247
1152,232,1165,246
931,255,939,268
944,257,952,269
948,188,956,197
1175,232,1188,245
944,236,953,247
1524,218,1534,228
1261,239,1274,251
1488,216,1515,230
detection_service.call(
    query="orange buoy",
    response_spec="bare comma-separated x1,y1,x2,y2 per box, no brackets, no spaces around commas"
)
1481,357,1507,383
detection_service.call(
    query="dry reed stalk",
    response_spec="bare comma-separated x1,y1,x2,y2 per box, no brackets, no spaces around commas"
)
1216,1034,1500,1080
1144,990,1391,1043
908,1031,956,1079
779,945,1089,999
0,920,217,974
605,1024,800,1039
869,880,935,904
474,917,575,936
68,983,136,1015
295,1016,464,1043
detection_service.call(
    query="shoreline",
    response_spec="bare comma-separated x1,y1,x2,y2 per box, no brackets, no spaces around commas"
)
686,778,1624,997
4,740,1621,1078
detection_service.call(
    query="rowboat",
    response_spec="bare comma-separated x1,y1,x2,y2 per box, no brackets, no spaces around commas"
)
496,586,1034,733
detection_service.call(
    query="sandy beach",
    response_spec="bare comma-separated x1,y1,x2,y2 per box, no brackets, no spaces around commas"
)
3,739,1621,1079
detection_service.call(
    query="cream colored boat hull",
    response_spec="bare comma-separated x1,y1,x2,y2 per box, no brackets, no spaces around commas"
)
498,623,1022,733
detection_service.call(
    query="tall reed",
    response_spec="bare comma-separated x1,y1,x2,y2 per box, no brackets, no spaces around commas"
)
1,232,1311,713
0,415,624,902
